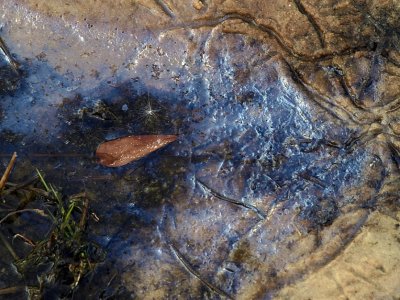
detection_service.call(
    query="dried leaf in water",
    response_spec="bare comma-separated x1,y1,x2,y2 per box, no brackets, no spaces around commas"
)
96,135,177,167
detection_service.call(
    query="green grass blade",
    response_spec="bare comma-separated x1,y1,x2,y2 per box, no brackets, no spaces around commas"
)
36,169,50,192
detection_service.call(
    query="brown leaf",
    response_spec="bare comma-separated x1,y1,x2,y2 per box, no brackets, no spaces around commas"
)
96,135,177,167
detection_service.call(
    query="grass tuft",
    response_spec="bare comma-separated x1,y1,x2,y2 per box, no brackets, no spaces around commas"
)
0,163,104,299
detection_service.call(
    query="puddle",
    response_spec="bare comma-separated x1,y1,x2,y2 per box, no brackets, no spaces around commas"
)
1,1,399,299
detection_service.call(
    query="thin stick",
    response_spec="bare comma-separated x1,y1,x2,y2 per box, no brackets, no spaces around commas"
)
0,152,17,190
2,174,39,195
0,286,26,296
0,209,47,225
169,243,233,299
0,232,19,260
154,0,175,19
196,178,266,220
12,234,35,247
0,36,20,72
79,197,90,229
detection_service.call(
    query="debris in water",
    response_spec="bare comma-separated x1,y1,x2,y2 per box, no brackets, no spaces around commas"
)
96,135,178,167
0,36,19,72
0,152,17,190
0,36,20,93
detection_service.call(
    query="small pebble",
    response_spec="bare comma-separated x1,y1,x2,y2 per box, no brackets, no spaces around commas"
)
193,0,204,10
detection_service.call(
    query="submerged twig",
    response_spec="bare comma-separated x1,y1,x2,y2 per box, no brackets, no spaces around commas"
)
0,209,47,225
0,232,19,260
0,152,17,191
2,174,39,195
298,172,326,188
169,243,233,299
154,0,175,19
12,234,35,247
196,178,266,220
0,36,19,73
0,286,26,296
386,96,400,113
79,196,90,229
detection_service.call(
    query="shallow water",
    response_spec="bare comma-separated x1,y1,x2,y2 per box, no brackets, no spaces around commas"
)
0,1,399,298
